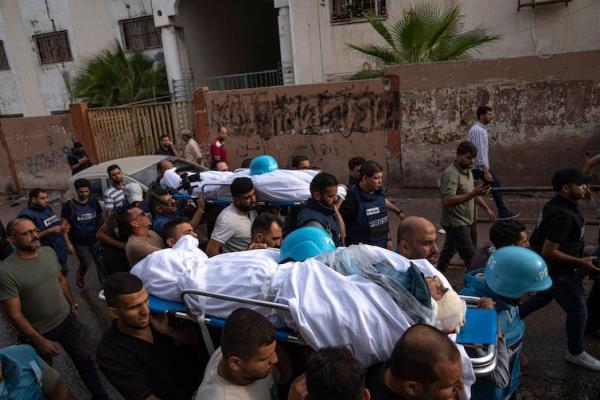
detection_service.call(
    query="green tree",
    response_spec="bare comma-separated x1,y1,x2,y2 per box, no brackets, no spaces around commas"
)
347,2,500,78
73,43,169,107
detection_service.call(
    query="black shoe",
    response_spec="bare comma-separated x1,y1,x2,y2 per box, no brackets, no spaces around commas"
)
498,210,521,220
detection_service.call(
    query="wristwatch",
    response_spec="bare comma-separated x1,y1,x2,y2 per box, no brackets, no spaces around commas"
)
72,303,80,309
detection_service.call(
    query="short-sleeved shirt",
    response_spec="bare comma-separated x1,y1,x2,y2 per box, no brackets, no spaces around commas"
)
210,138,228,165
195,348,278,400
185,138,203,163
210,204,256,253
440,162,475,227
365,363,405,400
67,150,91,175
103,185,126,212
61,198,102,245
125,231,163,266
97,322,204,400
0,248,70,334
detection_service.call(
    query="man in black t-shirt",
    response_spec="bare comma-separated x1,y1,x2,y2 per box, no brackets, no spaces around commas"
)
97,272,205,400
67,142,92,175
365,325,464,400
521,168,600,371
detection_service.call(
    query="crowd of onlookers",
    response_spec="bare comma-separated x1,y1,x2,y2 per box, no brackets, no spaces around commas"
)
0,104,598,400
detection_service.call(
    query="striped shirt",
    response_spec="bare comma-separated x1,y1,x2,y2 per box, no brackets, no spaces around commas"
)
468,121,489,169
103,185,125,212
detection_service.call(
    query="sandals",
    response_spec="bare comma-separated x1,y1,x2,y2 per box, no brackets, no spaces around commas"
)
75,271,86,288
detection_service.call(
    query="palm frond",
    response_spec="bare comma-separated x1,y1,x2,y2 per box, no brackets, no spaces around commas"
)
346,43,401,64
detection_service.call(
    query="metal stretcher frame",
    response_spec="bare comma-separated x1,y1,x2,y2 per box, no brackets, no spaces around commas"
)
458,295,498,377
99,291,497,376
198,183,304,207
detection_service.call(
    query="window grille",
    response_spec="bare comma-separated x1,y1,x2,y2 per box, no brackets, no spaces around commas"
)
121,16,162,51
33,31,73,64
330,0,387,23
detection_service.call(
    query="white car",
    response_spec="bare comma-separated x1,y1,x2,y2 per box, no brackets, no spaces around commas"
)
65,155,208,207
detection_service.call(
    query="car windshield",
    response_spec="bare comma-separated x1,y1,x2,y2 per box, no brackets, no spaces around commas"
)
131,158,206,187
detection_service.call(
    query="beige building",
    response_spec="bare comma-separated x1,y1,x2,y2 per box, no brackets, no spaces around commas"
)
2,0,599,117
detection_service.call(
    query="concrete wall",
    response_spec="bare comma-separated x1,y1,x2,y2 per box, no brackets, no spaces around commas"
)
202,79,390,179
386,50,600,187
0,0,159,117
200,50,600,188
289,0,600,83
0,115,74,192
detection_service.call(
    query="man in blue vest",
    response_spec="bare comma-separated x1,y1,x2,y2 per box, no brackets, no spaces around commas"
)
61,179,105,288
18,189,72,274
340,160,391,249
461,247,553,399
296,172,343,246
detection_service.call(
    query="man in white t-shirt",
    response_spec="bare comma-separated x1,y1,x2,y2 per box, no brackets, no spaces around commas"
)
195,308,279,400
206,178,257,256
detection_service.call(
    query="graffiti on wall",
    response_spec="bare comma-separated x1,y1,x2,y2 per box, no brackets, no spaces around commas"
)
209,84,388,140
25,134,70,178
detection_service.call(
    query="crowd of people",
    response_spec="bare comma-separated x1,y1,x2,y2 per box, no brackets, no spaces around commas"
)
0,104,598,400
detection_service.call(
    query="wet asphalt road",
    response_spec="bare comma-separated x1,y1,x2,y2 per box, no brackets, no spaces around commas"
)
1,191,600,399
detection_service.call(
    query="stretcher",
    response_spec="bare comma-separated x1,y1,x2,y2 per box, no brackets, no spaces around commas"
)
172,183,303,208
100,290,497,377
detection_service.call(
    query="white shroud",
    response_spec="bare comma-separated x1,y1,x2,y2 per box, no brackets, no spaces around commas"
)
131,236,475,398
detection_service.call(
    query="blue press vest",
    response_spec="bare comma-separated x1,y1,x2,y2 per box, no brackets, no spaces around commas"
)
63,199,101,245
0,345,45,400
296,198,341,246
461,269,524,400
346,185,389,247
19,205,68,264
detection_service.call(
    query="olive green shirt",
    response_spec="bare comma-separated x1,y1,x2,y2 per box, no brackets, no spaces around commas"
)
0,247,71,334
440,161,475,227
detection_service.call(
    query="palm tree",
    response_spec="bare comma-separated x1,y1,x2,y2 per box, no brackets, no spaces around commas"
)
73,42,169,107
347,2,500,77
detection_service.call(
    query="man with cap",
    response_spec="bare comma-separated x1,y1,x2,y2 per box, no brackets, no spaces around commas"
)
521,167,600,371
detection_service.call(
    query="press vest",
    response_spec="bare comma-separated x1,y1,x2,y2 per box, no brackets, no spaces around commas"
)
19,205,67,263
296,198,341,246
347,185,389,248
0,345,45,400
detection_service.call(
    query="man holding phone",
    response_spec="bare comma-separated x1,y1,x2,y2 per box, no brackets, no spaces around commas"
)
438,141,496,273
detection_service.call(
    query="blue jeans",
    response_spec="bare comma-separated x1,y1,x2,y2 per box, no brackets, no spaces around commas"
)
472,168,509,216
520,271,587,355
23,314,109,400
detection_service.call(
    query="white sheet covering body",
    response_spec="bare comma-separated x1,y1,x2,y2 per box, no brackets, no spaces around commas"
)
131,238,474,398
160,168,347,202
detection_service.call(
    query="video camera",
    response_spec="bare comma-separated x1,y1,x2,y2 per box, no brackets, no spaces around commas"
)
173,166,202,196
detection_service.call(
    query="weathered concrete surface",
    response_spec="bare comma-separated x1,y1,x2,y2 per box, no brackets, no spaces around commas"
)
201,50,600,188
386,50,600,187
203,80,390,177
0,115,73,192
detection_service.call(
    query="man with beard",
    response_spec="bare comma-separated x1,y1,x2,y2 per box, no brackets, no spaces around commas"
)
97,272,203,400
103,164,126,212
0,218,109,400
249,213,283,249
340,160,392,249
296,172,344,246
61,178,105,288
437,141,495,273
195,307,280,400
154,135,179,157
18,189,72,274
67,142,92,175
206,177,257,256
521,168,600,371
397,216,438,263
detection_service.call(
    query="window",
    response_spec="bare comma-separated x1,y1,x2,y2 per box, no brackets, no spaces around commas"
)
0,41,9,70
120,16,162,51
330,0,387,23
33,31,73,64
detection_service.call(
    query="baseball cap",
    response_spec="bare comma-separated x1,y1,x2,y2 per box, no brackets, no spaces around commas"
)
124,183,144,203
552,168,592,191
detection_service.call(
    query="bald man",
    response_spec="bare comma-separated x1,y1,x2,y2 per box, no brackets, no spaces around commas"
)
397,216,439,263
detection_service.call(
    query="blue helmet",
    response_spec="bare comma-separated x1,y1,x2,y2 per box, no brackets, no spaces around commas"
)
250,155,279,175
484,246,552,299
280,227,336,262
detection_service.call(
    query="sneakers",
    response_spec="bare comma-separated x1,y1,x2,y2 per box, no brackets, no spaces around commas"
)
565,351,600,371
498,210,521,220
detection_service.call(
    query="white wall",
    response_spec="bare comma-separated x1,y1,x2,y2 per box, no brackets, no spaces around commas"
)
288,0,600,83
0,8,26,115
